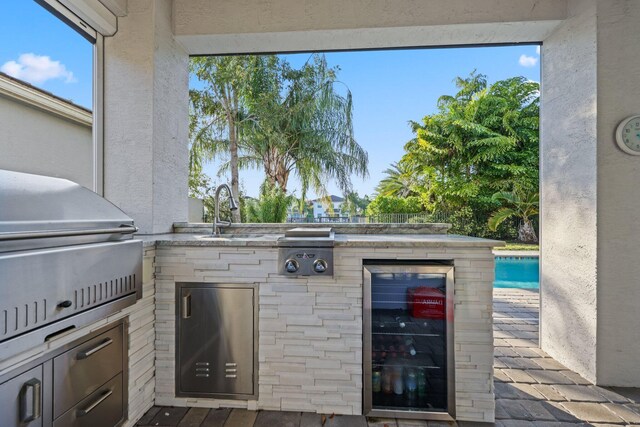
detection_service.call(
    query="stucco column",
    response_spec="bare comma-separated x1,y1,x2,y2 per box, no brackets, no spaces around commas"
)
541,0,640,386
594,0,640,386
103,0,189,234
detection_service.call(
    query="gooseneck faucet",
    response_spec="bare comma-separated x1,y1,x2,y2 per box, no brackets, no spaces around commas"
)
212,183,239,236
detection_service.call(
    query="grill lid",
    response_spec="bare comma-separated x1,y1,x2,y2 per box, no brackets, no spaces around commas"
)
0,169,136,241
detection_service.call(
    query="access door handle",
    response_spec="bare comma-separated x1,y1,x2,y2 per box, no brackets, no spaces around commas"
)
20,378,41,422
182,293,192,319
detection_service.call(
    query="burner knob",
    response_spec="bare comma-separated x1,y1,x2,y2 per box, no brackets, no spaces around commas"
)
285,259,299,273
313,259,328,273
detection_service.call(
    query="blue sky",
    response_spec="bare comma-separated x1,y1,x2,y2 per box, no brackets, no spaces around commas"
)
0,1,93,109
3,2,540,198
200,46,540,198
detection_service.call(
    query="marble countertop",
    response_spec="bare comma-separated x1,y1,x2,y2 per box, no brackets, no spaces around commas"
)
138,232,504,248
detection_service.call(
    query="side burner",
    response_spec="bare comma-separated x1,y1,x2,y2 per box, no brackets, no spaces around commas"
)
277,228,335,277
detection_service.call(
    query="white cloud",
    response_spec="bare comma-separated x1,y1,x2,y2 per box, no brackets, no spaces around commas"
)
536,46,541,55
519,54,538,67
1,53,76,85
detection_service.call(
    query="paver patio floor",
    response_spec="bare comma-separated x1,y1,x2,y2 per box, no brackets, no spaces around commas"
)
137,289,640,427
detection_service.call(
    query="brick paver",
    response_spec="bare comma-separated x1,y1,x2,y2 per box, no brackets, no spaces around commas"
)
138,289,640,426
493,289,640,425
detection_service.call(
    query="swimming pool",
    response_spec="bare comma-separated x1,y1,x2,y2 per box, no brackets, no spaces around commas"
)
494,256,539,289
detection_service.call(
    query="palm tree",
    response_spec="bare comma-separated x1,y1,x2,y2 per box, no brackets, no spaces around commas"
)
190,54,369,216
190,56,259,222
239,54,369,200
488,190,539,243
375,161,422,197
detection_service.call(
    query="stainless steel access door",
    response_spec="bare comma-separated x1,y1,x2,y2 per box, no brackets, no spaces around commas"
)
176,283,257,400
0,365,44,427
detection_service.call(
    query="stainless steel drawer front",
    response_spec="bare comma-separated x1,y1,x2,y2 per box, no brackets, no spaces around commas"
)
53,373,123,427
177,284,257,399
53,325,123,418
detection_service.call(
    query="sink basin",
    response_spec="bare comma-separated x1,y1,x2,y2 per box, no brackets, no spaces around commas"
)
193,233,275,241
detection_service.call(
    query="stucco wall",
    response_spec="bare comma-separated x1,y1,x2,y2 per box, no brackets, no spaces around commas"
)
541,0,640,386
539,0,598,383
173,0,566,35
595,0,640,386
104,0,189,234
172,0,566,54
0,92,93,189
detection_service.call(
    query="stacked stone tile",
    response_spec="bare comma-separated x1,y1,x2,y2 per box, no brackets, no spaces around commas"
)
153,241,496,423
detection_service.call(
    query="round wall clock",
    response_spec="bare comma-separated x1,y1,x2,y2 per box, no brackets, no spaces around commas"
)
616,115,640,155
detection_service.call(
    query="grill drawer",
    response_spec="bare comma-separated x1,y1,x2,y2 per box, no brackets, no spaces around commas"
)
53,373,124,427
0,240,141,342
53,324,123,418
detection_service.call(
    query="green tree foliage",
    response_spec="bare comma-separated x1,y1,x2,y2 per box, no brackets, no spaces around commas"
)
190,56,257,222
397,72,539,239
241,54,368,199
375,162,423,197
340,192,371,216
365,195,424,216
488,190,539,243
244,182,295,223
189,54,369,220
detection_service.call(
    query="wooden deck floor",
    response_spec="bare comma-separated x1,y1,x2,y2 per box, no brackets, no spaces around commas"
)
136,289,640,426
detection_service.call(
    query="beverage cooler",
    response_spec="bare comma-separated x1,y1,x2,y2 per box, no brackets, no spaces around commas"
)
363,263,455,421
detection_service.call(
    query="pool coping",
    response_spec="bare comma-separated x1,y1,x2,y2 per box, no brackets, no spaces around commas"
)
493,250,539,257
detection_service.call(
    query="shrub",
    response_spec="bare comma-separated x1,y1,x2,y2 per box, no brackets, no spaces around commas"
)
365,195,424,216
244,182,295,223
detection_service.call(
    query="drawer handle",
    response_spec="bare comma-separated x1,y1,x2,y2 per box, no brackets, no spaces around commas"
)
77,389,113,417
225,368,237,373
77,338,113,360
20,378,41,422
225,374,237,378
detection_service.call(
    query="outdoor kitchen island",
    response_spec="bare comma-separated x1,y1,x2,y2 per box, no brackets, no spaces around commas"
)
151,224,502,424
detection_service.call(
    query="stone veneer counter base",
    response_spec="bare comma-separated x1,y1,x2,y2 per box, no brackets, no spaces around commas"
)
150,230,501,424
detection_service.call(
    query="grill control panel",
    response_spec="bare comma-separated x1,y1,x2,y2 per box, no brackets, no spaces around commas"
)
278,247,334,277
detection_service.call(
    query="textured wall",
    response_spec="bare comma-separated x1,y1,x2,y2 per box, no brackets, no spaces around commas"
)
595,0,640,386
539,0,598,383
173,0,566,35
104,0,189,234
172,0,566,54
0,95,92,189
541,0,640,387
154,244,495,423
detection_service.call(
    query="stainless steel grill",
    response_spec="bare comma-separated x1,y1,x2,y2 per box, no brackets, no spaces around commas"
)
0,169,142,362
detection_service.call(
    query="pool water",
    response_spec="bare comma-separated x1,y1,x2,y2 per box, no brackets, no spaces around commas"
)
494,256,539,289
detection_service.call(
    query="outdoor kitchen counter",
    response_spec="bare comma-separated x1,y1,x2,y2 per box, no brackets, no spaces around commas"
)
138,232,504,248
149,225,501,423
